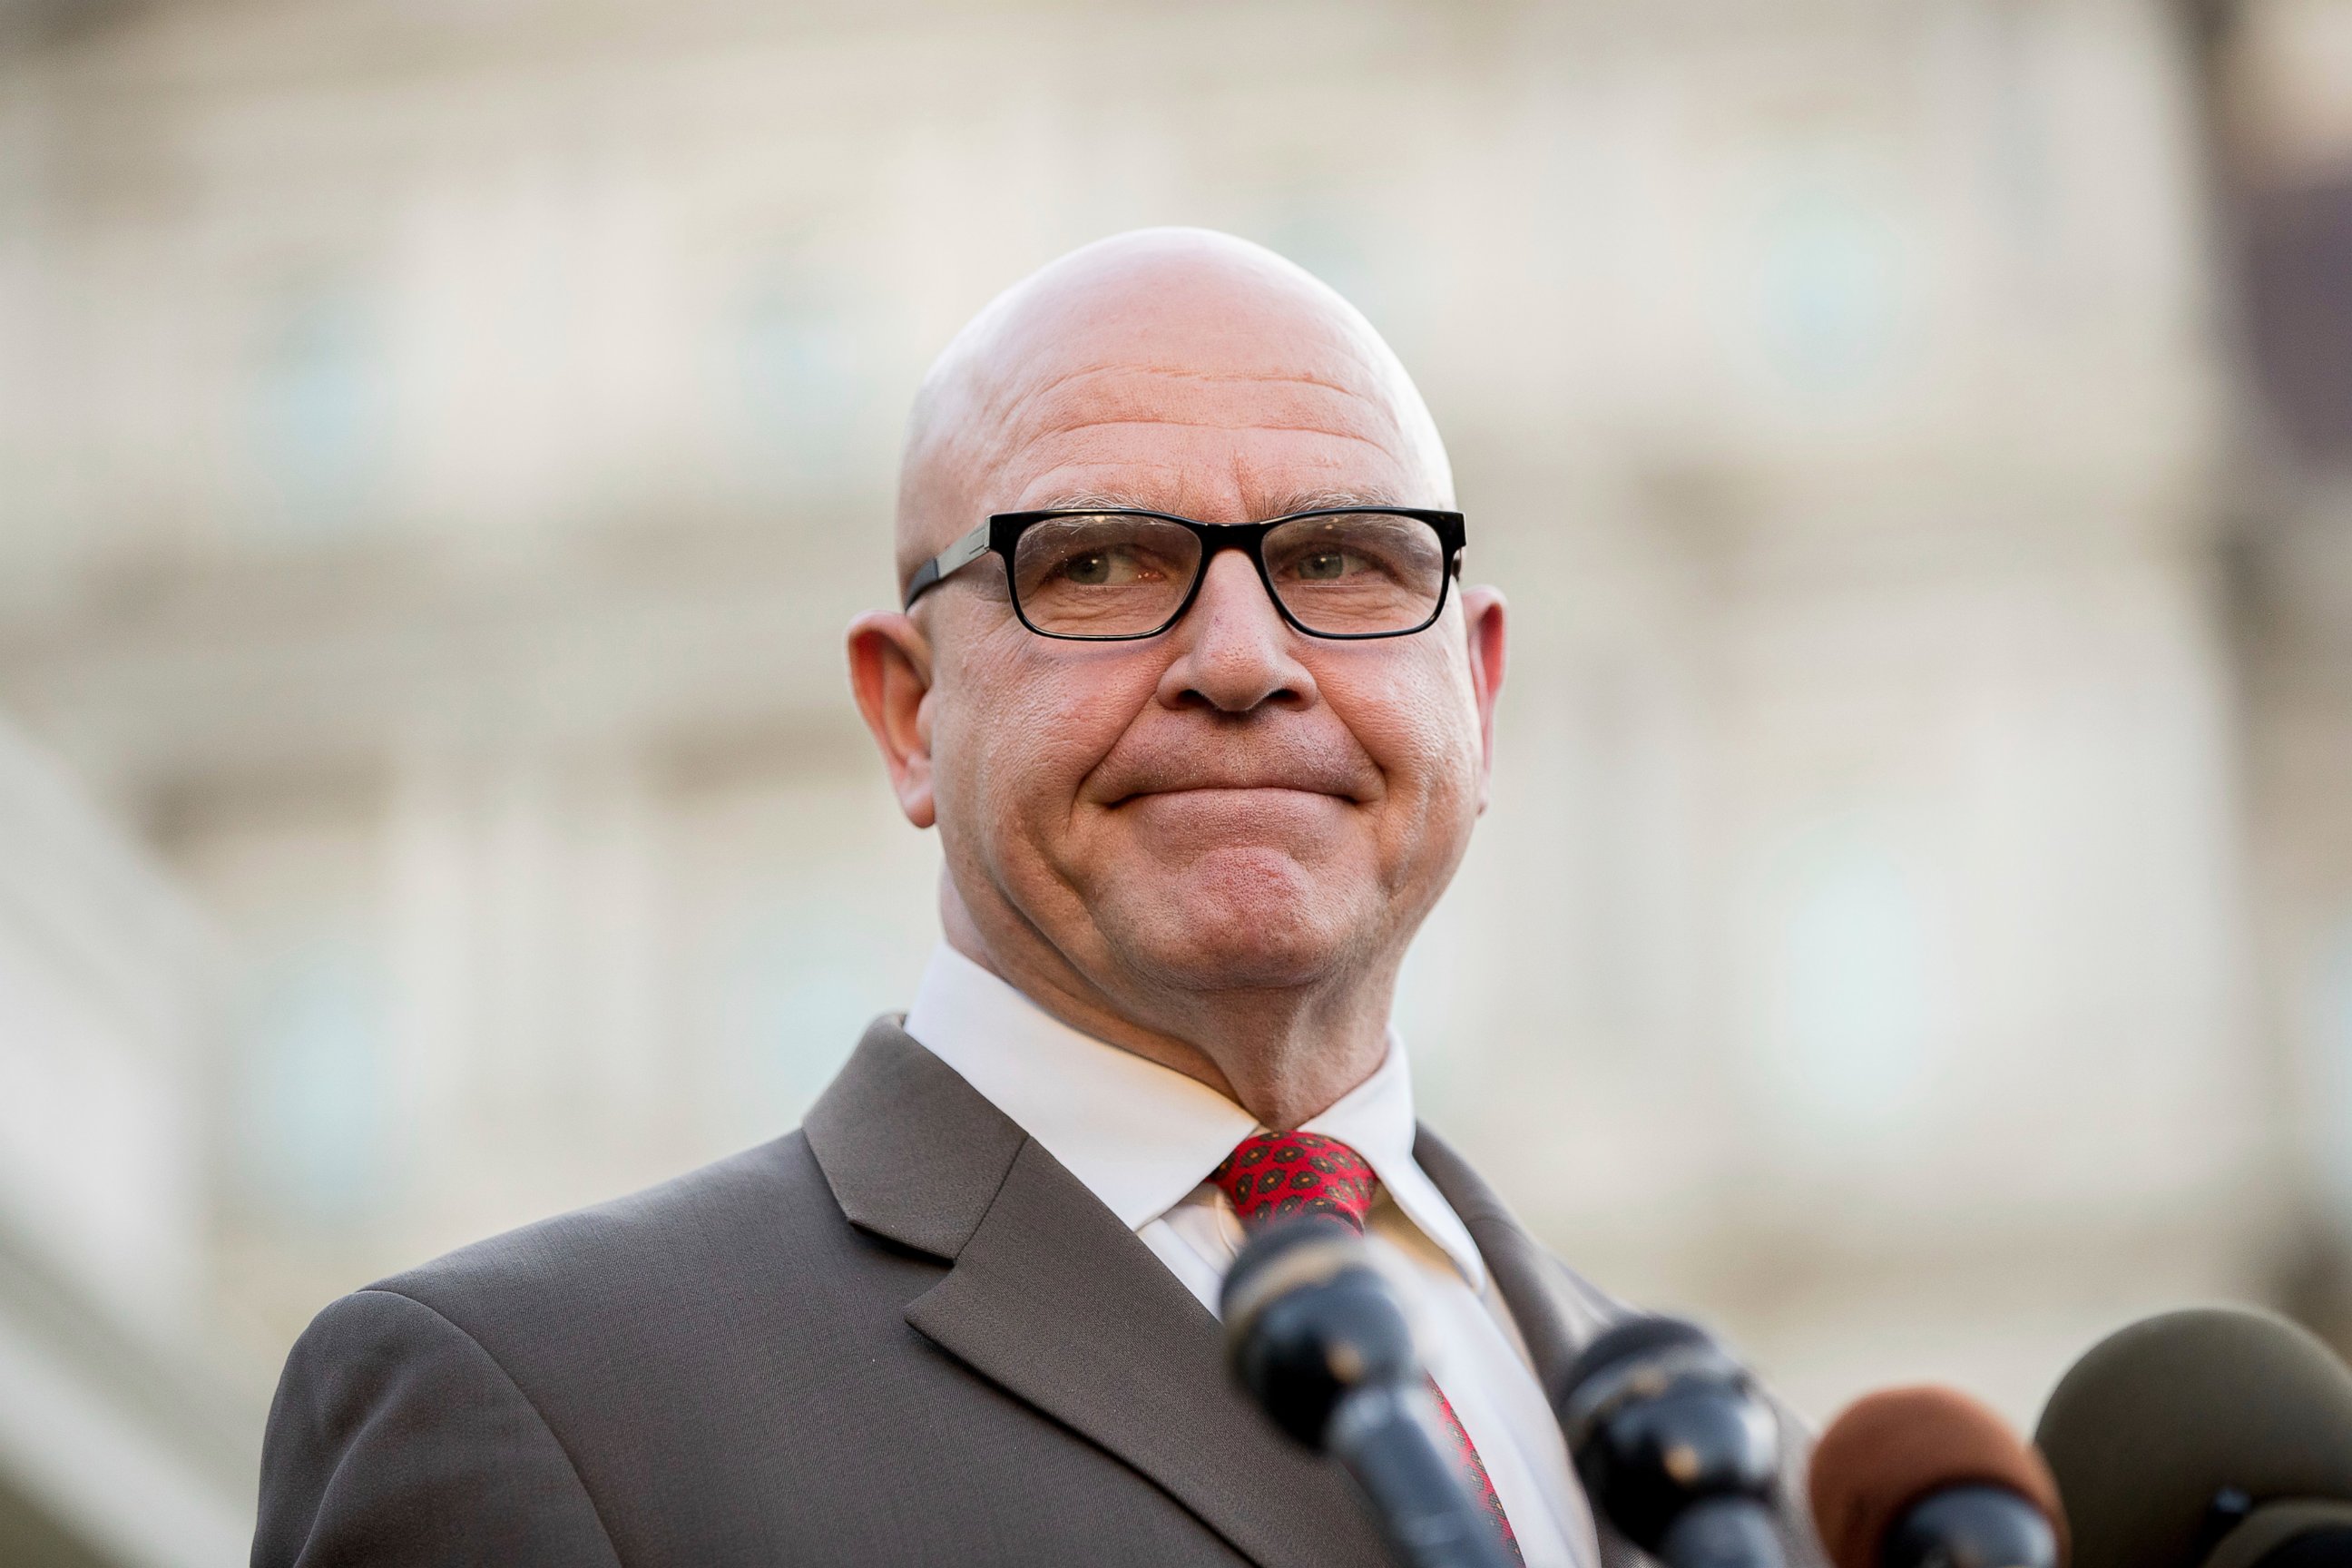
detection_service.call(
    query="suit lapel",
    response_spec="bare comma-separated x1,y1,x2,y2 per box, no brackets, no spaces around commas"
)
1413,1123,1623,1401
1418,1127,1687,1568
806,1021,1387,1568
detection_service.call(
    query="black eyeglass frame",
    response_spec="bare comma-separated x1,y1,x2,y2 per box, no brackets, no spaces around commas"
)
900,506,1468,642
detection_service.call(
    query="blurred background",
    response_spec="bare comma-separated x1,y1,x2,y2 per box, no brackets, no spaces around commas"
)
1,0,2349,1561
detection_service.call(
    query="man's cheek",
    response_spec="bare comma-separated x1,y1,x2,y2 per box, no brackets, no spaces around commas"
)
984,732,1107,849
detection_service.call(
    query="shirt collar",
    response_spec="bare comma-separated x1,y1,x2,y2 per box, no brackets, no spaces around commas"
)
899,943,1487,1290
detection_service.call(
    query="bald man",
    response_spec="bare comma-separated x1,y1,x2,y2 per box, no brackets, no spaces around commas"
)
253,231,1823,1568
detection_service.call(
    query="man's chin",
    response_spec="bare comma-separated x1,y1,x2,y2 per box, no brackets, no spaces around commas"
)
1090,870,1370,994
1134,941,1337,993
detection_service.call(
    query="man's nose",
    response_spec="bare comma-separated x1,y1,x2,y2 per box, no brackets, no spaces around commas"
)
1156,549,1319,713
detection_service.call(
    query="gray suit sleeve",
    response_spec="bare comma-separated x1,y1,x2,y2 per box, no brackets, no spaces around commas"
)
252,1288,624,1568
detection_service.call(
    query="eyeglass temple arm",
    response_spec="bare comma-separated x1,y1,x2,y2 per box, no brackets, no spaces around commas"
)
902,522,994,610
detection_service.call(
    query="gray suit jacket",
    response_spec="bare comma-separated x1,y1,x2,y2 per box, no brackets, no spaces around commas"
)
254,1019,1824,1567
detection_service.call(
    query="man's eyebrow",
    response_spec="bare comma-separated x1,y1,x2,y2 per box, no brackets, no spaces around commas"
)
1031,490,1159,512
1266,487,1406,514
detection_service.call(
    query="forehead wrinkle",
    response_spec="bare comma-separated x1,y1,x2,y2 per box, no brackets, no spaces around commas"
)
966,361,1417,522
1003,369,1397,438
1028,416,1396,448
990,377,1408,487
1018,358,1378,398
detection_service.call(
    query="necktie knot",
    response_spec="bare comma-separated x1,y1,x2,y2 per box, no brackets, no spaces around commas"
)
1209,1131,1379,1233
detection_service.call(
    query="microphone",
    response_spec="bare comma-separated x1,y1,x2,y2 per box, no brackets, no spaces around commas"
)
1552,1315,1787,1568
1808,1385,2065,1568
1222,1216,1515,1568
2034,1305,2352,1568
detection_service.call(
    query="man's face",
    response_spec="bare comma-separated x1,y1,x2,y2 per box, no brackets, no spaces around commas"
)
868,246,1504,1021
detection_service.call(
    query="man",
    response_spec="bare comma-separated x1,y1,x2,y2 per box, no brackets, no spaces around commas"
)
253,230,1820,1567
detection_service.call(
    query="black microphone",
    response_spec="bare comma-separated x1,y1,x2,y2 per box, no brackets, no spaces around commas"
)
1552,1315,1787,1568
1222,1216,1514,1568
2034,1305,2352,1568
1808,1385,2066,1568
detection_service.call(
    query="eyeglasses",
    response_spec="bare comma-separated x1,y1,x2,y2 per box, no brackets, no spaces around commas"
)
901,506,1466,641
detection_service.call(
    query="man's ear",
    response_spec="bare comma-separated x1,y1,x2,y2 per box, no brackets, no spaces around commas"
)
847,610,938,828
1460,585,1506,813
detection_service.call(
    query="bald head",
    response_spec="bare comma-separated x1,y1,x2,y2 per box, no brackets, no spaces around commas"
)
895,228,1453,588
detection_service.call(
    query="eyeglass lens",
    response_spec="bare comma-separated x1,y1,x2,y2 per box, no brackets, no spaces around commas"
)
1008,513,1447,638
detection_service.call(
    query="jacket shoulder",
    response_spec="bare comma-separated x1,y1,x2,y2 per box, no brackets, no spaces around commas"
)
258,1287,625,1567
371,1130,837,1328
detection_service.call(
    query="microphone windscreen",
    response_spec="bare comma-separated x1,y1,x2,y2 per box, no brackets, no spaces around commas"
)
1554,1313,1714,1405
1808,1385,2065,1568
2034,1306,2352,1568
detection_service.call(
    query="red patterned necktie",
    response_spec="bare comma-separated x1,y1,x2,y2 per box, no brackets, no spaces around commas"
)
1210,1131,1524,1565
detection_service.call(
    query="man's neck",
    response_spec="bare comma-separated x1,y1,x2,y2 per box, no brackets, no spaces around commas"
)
942,904,1394,1132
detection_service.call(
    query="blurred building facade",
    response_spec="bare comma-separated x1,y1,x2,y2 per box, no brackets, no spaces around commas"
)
0,0,2347,1562
0,723,252,1567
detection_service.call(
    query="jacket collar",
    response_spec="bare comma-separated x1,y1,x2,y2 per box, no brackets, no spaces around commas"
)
803,1014,1027,1259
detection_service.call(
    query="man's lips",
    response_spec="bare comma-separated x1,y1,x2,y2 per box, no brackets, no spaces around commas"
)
1083,728,1383,808
1104,786,1359,848
1096,780,1367,808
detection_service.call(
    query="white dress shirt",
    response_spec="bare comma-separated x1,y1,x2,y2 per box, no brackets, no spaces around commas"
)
902,943,1598,1568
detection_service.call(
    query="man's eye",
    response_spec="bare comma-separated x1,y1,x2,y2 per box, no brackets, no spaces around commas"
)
1295,549,1354,581
1056,547,1152,585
